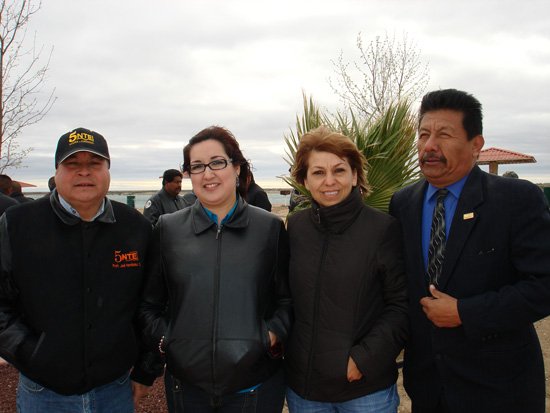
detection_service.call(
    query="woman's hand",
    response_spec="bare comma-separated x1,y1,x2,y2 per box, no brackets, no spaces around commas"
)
268,331,279,347
347,356,363,382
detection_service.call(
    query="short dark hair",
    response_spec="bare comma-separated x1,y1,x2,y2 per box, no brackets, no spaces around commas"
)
162,169,183,187
183,126,251,199
48,176,56,191
0,175,13,193
419,89,483,140
11,181,22,192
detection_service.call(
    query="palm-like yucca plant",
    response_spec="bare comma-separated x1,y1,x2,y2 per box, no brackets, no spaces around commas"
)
282,94,420,213
282,92,331,211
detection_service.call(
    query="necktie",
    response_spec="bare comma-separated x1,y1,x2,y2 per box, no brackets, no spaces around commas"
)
427,189,449,286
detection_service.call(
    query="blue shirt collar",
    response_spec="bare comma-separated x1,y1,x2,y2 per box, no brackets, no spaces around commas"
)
58,194,105,222
426,173,469,201
202,197,239,227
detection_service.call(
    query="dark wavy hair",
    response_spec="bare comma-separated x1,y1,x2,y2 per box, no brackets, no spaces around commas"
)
183,126,251,199
291,126,368,194
419,89,483,141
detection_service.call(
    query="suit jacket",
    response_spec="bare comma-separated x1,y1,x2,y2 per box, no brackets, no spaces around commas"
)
389,165,550,413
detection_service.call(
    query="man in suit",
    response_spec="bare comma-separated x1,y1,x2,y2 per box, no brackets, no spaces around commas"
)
389,89,550,412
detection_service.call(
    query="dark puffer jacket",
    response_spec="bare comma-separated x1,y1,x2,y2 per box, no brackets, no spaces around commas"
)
139,197,292,396
285,188,408,402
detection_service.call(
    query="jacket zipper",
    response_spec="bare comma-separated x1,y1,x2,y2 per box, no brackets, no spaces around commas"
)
304,231,329,398
211,225,223,395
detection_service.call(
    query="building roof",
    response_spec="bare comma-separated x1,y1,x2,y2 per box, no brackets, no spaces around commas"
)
477,147,536,165
15,181,37,188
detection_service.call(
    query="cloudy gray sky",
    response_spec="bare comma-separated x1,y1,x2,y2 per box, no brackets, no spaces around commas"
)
7,0,550,192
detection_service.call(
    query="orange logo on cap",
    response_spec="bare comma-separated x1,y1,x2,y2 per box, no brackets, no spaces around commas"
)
68,131,94,146
112,250,141,268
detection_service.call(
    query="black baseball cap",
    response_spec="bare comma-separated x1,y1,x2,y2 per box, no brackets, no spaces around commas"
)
55,127,110,168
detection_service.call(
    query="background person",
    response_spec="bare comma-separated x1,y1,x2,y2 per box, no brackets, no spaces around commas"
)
285,126,408,412
10,181,33,203
139,126,292,412
0,127,162,412
246,171,272,212
0,175,19,215
389,89,550,412
43,176,56,199
143,169,191,225
48,175,56,191
502,170,518,178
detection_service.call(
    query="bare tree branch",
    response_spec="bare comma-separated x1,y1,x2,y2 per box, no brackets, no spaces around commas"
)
329,31,429,119
0,0,56,172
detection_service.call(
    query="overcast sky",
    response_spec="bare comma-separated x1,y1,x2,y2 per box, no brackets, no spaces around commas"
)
6,0,550,192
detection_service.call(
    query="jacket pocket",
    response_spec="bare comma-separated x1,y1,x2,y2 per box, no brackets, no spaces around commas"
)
28,332,46,368
261,320,271,353
162,323,172,353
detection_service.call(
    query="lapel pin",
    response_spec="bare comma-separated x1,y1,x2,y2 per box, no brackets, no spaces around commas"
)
463,212,474,220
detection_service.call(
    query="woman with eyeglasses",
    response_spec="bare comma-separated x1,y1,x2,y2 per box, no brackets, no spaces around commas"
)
139,126,292,412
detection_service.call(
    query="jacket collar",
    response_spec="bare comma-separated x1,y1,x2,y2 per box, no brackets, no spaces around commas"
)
438,164,484,289
191,195,249,235
309,187,364,234
50,189,116,225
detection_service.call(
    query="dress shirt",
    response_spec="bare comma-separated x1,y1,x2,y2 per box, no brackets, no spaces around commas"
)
421,174,469,271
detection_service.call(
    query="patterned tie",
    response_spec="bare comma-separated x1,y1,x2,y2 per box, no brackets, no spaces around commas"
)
427,189,449,286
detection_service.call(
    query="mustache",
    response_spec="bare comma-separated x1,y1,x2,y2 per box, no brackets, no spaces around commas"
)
420,154,447,165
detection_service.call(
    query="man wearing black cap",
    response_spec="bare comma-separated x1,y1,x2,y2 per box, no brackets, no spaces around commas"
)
143,168,193,225
0,127,161,411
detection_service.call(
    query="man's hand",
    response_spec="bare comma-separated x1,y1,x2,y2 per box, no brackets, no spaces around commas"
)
420,285,462,328
131,381,151,405
347,356,363,382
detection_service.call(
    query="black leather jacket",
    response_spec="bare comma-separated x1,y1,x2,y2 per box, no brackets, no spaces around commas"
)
139,197,292,396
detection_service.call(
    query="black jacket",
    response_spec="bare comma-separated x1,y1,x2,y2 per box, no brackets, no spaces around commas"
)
143,188,191,225
139,197,292,396
246,179,272,212
0,192,161,395
0,191,18,216
285,188,408,402
10,192,33,203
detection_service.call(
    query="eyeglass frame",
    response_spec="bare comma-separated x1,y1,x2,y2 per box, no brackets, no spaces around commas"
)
187,158,234,174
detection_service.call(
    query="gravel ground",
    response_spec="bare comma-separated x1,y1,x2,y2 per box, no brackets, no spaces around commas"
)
0,365,169,413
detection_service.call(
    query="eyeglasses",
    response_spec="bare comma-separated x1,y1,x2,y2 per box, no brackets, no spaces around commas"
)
188,158,233,174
